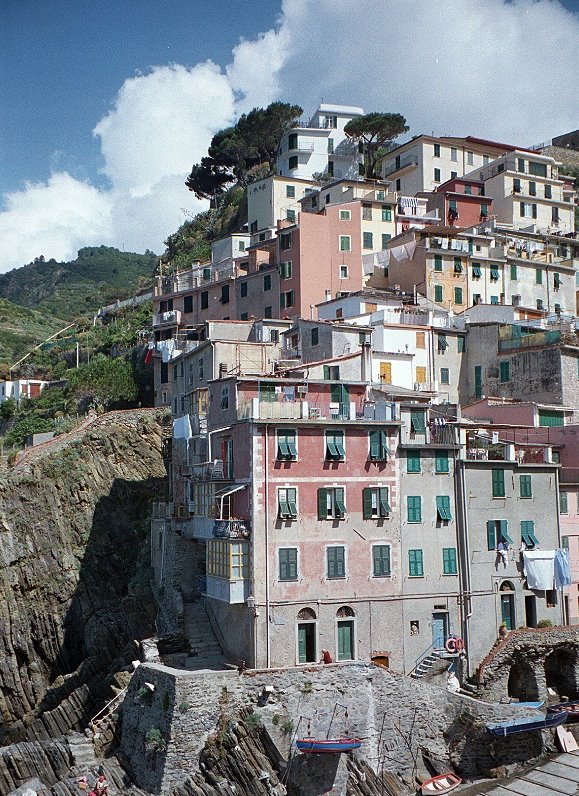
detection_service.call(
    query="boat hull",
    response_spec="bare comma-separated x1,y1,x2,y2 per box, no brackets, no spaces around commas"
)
547,699,579,722
295,737,362,754
487,710,567,736
420,772,462,794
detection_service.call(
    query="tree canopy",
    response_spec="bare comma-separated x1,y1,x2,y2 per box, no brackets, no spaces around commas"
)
344,112,409,178
186,102,303,200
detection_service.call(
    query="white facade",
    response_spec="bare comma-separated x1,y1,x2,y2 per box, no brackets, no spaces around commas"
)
380,136,510,196
247,175,314,235
0,379,48,404
211,233,251,265
277,104,364,181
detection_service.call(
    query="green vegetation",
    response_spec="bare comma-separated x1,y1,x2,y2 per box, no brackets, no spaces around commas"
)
344,112,409,177
244,711,262,731
0,298,67,365
537,619,554,628
67,356,138,412
144,726,166,751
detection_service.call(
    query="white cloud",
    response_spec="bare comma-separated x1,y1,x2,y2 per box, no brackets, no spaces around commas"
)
0,0,577,273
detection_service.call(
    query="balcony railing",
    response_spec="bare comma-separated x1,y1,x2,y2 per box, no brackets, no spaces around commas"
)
213,519,250,539
237,398,398,422
153,310,182,327
383,155,418,177
400,425,459,446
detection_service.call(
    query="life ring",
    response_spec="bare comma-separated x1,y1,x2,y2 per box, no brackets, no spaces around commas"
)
445,636,464,653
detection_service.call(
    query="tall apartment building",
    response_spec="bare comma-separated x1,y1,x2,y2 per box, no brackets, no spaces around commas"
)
277,104,365,181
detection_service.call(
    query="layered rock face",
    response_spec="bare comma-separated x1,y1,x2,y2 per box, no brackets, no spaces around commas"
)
0,409,168,744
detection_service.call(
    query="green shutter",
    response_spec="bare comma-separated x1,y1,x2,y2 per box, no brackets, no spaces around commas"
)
490,265,499,280
487,520,497,550
510,263,518,280
379,487,391,516
278,491,290,518
521,521,538,547
434,255,443,271
369,429,388,460
334,488,346,518
560,492,569,513
409,549,424,577
434,285,443,302
519,474,532,498
454,287,463,304
472,264,482,277
500,361,510,382
499,520,513,544
443,547,458,574
407,450,421,473
278,438,290,459
362,488,373,519
492,468,505,497
435,451,449,473
287,435,297,459
373,545,391,576
279,548,297,580
436,496,452,521
539,410,564,427
454,257,463,273
318,488,327,519
411,412,426,432
407,496,422,523
327,546,345,578
287,489,298,518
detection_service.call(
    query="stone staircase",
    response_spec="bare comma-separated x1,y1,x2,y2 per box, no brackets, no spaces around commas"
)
67,731,100,777
181,600,230,671
411,650,441,679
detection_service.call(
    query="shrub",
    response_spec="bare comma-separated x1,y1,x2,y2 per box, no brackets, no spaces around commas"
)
244,711,262,730
280,719,294,735
179,702,191,714
145,726,166,751
537,619,553,628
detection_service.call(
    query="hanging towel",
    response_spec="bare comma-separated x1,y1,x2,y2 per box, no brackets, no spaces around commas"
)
554,548,571,588
375,250,390,265
404,240,417,259
173,415,192,440
362,253,376,274
390,245,405,261
144,347,154,365
523,550,556,590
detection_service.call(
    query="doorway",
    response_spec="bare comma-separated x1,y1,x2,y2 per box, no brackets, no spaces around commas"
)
525,595,537,628
501,593,515,630
337,621,355,660
297,623,317,664
432,612,449,649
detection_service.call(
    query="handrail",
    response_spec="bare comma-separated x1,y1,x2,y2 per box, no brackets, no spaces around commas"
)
410,641,437,676
89,685,128,732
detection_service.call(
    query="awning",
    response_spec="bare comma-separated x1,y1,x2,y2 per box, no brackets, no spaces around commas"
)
215,485,247,498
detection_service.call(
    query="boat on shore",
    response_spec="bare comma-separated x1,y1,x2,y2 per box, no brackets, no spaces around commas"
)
486,710,567,736
547,699,579,722
295,737,362,754
420,771,462,794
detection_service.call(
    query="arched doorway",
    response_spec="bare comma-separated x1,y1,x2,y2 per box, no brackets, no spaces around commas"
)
297,608,317,664
336,606,355,661
545,648,579,699
500,581,516,630
507,658,540,701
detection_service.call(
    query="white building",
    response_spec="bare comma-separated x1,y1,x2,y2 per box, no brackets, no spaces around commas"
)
246,175,315,241
211,233,251,265
277,103,365,181
0,379,48,404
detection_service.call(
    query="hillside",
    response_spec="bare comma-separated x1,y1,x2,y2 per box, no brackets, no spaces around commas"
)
0,246,157,320
0,298,67,365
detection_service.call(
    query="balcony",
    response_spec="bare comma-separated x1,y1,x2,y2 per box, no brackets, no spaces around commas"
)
465,440,551,464
237,398,398,422
288,142,315,153
153,310,182,328
383,155,418,178
213,519,251,539
399,425,460,447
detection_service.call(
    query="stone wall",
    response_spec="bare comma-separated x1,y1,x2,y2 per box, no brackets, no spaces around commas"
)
476,625,579,702
120,661,558,795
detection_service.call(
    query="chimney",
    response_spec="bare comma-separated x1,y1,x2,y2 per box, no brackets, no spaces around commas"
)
361,341,372,385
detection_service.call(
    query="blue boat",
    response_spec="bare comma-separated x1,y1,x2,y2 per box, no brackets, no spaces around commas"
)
487,710,567,736
295,737,362,754
547,699,579,722
511,701,544,709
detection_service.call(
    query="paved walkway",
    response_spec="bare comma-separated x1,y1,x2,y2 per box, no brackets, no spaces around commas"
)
478,750,579,795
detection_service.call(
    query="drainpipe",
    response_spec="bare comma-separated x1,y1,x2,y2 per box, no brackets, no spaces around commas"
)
454,441,473,677
264,424,271,667
554,464,566,625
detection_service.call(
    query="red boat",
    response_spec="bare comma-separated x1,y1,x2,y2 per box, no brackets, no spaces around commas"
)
420,771,462,794
547,699,579,722
295,737,362,754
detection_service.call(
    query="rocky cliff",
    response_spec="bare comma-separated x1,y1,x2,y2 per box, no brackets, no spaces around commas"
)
0,409,168,745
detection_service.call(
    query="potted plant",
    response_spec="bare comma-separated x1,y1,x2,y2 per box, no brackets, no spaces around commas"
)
499,622,509,638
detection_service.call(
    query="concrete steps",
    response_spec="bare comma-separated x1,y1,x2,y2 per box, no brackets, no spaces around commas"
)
182,601,228,671
411,652,441,679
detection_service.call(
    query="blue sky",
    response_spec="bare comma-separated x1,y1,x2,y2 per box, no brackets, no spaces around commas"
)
0,0,578,271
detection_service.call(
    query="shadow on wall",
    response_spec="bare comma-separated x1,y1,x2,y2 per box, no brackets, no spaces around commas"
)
36,476,167,728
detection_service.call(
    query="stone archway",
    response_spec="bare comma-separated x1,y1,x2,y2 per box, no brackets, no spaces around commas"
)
545,647,579,700
507,657,540,701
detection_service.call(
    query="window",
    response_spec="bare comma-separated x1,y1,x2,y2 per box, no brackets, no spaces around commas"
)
436,495,452,521
416,331,426,349
221,285,230,304
201,291,209,310
288,133,298,150
487,519,512,550
529,161,547,178
438,334,448,352
434,168,441,183
560,491,569,514
325,115,337,129
340,235,351,252
280,290,294,309
278,488,298,520
451,171,457,179
483,154,490,165
500,361,510,382
546,590,558,607
323,365,340,380
280,232,292,250
286,185,295,198
339,265,349,280
492,468,505,497
184,295,193,313
288,155,298,170
318,488,346,520
440,367,450,384
491,295,499,305
520,202,537,219
411,411,426,433
264,306,272,319
554,272,561,290
373,545,391,576
454,257,463,273
480,203,489,218
539,409,564,427
369,429,390,461
450,147,458,162
510,263,517,281
535,268,543,285
279,260,292,279
466,151,474,165
449,200,459,219
376,190,385,201
415,366,427,384
407,450,421,473
160,361,168,384
521,520,539,548
279,548,297,580
490,265,499,281
381,233,391,249
310,327,319,346
396,179,401,191
513,178,521,194
442,548,458,575
326,546,345,578
339,209,351,220
435,450,449,473
434,143,441,157
472,263,482,278
382,205,392,221
240,312,248,321
198,358,204,380
555,303,561,314
408,549,424,577
277,429,297,460
464,185,472,195
207,540,248,580
434,254,443,271
286,209,296,223
327,161,334,176
263,274,272,291
240,281,248,298
544,184,552,199
362,203,372,221
325,430,345,460
529,181,537,196
363,488,391,519
363,231,373,249
454,287,463,305
407,495,422,523
458,337,465,353
536,298,544,310
327,138,334,154
434,285,443,303
517,157,525,173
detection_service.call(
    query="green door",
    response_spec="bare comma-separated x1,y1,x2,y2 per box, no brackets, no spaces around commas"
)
474,366,482,400
298,623,316,664
298,625,306,663
501,594,515,631
337,620,354,660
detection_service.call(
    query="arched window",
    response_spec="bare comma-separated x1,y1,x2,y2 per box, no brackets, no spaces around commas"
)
336,605,355,618
500,581,515,592
297,607,316,620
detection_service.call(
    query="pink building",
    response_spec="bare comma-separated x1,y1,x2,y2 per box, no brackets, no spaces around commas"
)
423,177,494,228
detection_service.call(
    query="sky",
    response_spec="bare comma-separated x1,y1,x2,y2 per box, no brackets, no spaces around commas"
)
0,0,578,273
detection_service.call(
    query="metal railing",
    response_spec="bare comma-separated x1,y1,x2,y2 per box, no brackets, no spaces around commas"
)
213,519,251,539
383,154,418,177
